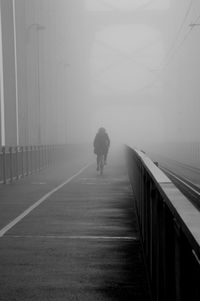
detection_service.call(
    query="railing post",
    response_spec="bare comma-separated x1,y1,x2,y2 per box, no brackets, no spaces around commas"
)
173,218,182,301
155,194,165,301
38,145,41,171
21,147,24,177
159,201,167,301
40,145,43,169
9,147,13,183
37,145,40,171
30,146,33,174
150,185,157,297
42,145,44,169
48,145,50,166
34,145,37,172
52,145,54,166
190,250,200,298
35,145,38,171
2,146,7,184
15,146,19,180
53,144,56,165
44,145,47,168
40,145,43,170
141,173,146,242
145,178,150,263
49,145,51,165
26,146,29,176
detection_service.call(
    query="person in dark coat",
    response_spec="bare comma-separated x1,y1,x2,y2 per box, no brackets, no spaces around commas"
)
93,127,110,171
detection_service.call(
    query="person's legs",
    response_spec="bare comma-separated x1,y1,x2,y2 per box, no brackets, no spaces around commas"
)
97,154,100,170
104,149,108,164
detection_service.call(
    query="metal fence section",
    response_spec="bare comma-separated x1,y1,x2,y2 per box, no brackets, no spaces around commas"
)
126,146,200,301
0,145,69,184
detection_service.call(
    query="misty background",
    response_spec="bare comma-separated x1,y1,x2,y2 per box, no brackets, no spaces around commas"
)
1,0,200,165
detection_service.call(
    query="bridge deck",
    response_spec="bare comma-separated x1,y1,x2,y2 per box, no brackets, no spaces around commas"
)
0,155,151,300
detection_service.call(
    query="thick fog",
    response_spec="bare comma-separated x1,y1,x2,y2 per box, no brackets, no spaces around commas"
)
22,0,200,154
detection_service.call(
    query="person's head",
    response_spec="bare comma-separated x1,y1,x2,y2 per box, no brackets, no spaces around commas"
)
98,127,106,134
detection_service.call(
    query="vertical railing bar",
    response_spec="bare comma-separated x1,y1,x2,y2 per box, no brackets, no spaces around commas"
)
15,146,19,180
44,145,47,168
35,145,38,172
173,218,181,301
2,146,6,184
32,145,35,172
30,146,33,174
38,145,41,171
34,145,37,172
26,146,29,176
9,147,13,183
42,145,44,169
37,145,39,171
21,146,24,177
47,145,49,166
40,145,42,169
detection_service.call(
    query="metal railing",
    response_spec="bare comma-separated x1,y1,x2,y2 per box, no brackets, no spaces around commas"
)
126,146,200,301
0,144,69,184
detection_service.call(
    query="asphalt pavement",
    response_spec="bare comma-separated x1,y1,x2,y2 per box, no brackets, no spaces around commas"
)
0,153,151,300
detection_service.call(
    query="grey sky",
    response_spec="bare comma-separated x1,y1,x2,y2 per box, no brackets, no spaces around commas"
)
24,0,200,148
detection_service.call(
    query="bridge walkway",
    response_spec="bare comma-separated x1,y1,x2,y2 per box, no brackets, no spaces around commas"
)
0,154,151,300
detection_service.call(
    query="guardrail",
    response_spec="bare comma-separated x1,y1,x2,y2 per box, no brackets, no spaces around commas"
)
0,144,71,184
126,146,200,301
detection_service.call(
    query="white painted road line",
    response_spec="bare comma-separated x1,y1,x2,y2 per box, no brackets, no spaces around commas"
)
0,163,91,238
5,235,138,240
163,168,200,196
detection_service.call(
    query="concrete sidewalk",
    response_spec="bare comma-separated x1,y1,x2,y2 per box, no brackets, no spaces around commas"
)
0,156,151,300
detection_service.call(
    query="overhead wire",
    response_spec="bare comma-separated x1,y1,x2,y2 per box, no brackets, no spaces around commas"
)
163,0,194,65
91,1,159,94
140,5,200,94
132,1,196,93
93,1,200,95
143,1,198,92
190,12,200,25
165,12,200,66
91,37,160,59
94,39,161,81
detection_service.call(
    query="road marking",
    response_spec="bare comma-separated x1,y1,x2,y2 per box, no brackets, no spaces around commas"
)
163,168,200,196
5,235,138,240
0,163,91,238
84,182,111,185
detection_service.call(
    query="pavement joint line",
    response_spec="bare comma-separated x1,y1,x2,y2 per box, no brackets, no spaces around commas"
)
5,235,138,240
0,163,92,238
